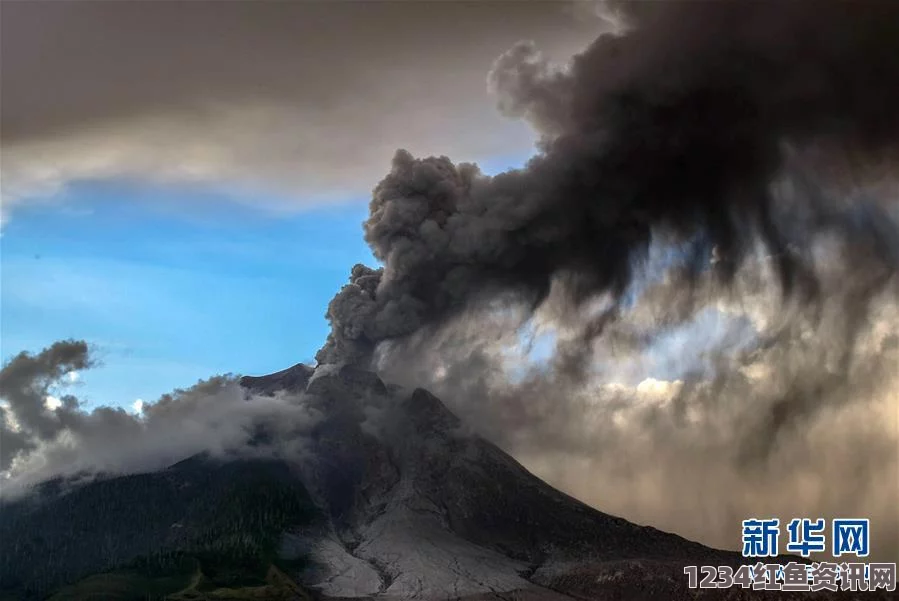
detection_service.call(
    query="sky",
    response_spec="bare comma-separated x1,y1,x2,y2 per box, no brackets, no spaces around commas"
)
1,180,372,407
0,0,599,408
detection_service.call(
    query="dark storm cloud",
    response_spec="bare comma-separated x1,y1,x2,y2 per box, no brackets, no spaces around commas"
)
0,0,605,214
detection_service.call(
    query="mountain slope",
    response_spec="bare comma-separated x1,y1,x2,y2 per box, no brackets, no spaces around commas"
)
0,455,317,600
245,364,894,600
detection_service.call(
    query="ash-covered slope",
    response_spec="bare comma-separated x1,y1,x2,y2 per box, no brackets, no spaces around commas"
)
241,364,881,601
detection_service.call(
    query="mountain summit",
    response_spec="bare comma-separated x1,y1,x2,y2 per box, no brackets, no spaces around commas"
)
1,364,885,600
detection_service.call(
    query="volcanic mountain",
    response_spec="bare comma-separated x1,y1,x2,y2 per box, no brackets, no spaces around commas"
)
1,364,888,600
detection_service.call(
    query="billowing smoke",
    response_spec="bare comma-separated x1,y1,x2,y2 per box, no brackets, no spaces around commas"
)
0,341,323,498
317,2,899,559
318,1,899,370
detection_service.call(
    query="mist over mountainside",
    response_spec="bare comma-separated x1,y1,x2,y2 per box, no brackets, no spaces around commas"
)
2,364,894,600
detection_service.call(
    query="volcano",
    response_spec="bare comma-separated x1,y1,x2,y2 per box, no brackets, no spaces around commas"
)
0,364,887,600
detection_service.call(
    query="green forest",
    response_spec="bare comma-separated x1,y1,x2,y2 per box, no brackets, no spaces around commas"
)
0,455,318,601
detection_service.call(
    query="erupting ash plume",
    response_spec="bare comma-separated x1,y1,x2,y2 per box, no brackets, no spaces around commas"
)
313,1,899,559
317,1,899,369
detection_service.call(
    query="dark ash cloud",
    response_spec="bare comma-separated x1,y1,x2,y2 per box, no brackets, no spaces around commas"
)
318,1,899,369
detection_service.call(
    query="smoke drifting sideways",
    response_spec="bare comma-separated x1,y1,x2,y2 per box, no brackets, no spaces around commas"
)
0,340,323,499
316,2,899,559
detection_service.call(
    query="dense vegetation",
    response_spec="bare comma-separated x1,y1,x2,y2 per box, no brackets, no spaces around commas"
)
0,455,317,600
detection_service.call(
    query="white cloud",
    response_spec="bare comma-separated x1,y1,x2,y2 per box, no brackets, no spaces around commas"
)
635,377,683,400
1,401,21,432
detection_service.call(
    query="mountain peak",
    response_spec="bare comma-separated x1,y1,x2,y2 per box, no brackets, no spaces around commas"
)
239,362,314,395
402,387,461,433
306,364,389,400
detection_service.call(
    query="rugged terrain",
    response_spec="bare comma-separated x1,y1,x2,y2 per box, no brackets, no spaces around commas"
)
1,363,893,600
